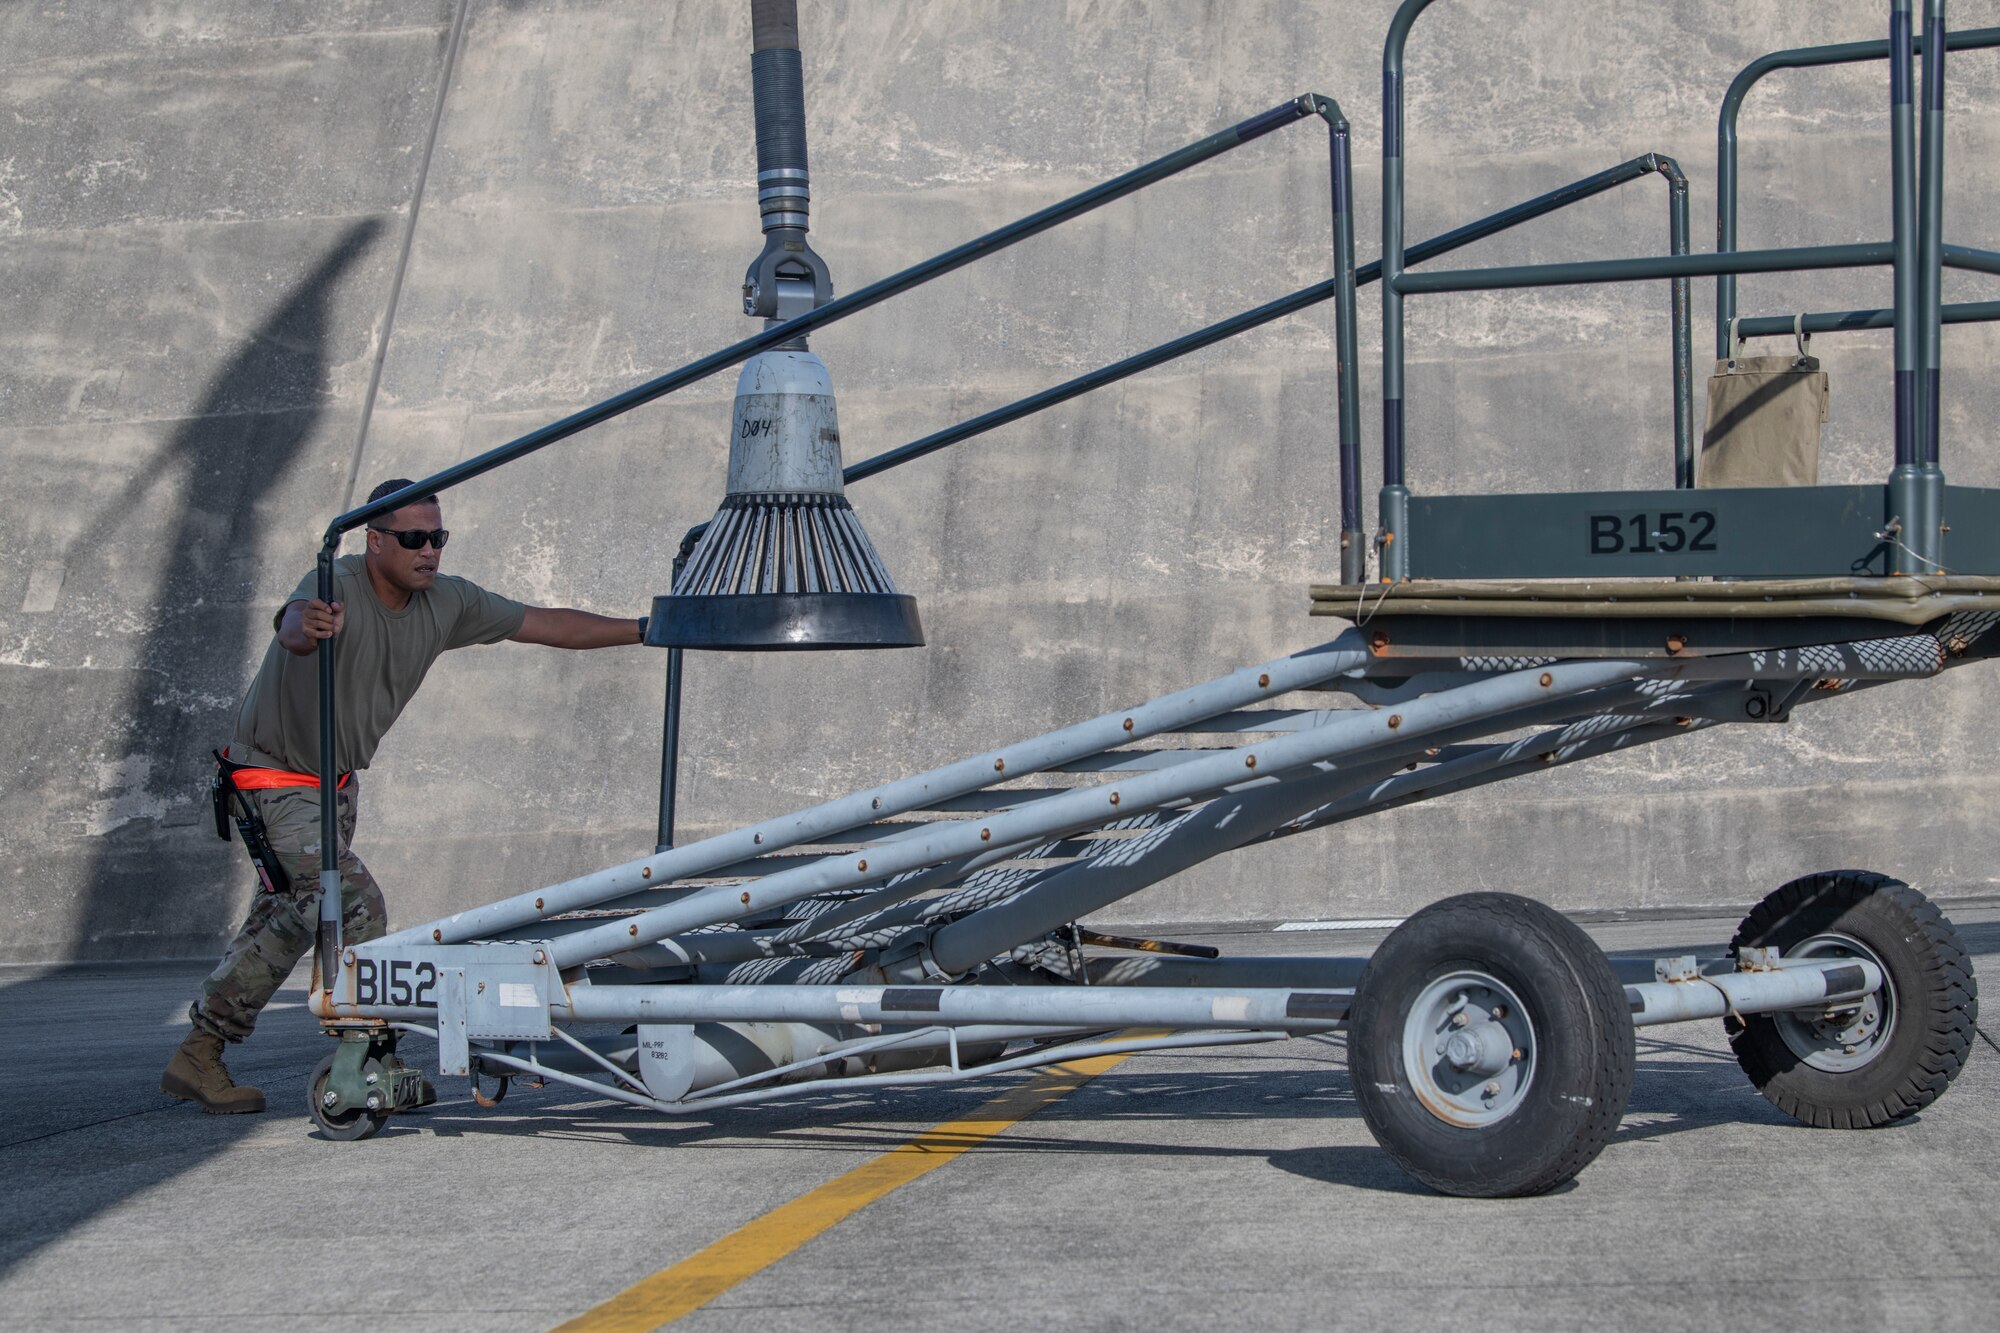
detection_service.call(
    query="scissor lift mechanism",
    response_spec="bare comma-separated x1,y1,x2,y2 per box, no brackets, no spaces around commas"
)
301,1,1990,1196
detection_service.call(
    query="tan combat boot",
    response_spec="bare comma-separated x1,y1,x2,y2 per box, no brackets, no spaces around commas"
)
161,1029,266,1114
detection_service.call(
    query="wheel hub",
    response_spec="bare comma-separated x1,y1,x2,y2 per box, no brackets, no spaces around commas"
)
1403,971,1536,1127
1442,1019,1514,1077
1772,933,1896,1073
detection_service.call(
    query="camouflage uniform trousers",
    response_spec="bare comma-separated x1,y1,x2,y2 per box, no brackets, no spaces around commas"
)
191,778,386,1042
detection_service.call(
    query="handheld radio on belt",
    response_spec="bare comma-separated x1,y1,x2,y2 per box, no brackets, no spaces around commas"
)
210,751,293,896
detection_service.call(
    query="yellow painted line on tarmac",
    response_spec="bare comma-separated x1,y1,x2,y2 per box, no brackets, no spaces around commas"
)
550,1047,1139,1332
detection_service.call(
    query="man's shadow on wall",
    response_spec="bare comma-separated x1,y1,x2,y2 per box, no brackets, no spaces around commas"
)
77,216,383,955
0,217,381,1280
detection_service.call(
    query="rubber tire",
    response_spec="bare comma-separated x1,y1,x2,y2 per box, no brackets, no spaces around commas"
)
307,1051,390,1142
1349,893,1635,1198
1729,870,1977,1128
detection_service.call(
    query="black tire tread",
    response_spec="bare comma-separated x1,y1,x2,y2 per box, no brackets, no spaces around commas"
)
1352,892,1635,1198
1460,895,1633,1197
1729,870,1977,1128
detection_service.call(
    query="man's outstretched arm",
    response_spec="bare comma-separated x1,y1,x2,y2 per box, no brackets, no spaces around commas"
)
510,607,645,650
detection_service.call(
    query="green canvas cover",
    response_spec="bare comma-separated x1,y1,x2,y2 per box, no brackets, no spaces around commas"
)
1697,353,1828,487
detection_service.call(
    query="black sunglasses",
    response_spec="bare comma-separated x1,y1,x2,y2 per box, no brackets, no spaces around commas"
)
370,526,450,551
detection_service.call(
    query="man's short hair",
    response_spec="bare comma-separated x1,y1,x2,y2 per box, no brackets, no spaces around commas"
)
367,479,440,508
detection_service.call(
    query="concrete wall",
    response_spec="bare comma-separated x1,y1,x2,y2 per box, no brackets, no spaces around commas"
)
7,0,2000,963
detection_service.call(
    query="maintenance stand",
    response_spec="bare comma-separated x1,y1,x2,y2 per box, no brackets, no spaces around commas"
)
294,0,1987,1196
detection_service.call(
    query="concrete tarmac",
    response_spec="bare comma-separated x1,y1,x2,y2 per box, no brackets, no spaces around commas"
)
3,907,1997,1332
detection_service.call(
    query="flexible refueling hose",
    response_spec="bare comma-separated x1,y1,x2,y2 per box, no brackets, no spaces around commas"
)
750,0,809,232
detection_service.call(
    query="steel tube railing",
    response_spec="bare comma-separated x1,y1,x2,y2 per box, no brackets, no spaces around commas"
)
1374,0,1698,569
1324,100,1366,583
1942,243,2000,276
1735,298,2000,338
1714,23,2000,357
1893,0,1921,469
765,154,1688,573
1372,3,1970,577
314,97,1317,553
650,145,1845,603
1660,157,1695,489
1887,1,1944,573
1391,241,1896,294
831,157,1678,479
1378,0,1444,580
1919,2,1949,466
316,95,1326,971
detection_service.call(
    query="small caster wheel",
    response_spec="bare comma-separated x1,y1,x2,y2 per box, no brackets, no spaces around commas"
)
308,1051,389,1141
471,1064,509,1108
1730,870,1977,1128
1349,892,1634,1198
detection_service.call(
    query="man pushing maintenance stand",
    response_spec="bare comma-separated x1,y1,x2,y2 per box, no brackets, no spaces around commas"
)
162,480,646,1113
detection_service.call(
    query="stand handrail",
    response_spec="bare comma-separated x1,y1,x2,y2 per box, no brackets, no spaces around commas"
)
308,93,1332,984
1715,23,2000,357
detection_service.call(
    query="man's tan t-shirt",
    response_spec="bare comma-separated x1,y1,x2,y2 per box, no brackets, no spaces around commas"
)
232,553,526,774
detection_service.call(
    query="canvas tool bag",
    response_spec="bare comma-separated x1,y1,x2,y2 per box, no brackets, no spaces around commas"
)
1698,325,1829,487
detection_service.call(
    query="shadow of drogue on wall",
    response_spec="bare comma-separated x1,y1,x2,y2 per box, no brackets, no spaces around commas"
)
0,219,381,1281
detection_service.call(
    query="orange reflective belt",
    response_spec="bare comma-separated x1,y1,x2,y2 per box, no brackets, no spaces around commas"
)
230,768,351,791
222,749,351,791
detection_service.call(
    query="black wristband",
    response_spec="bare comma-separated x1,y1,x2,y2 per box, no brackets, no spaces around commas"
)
636,614,649,643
